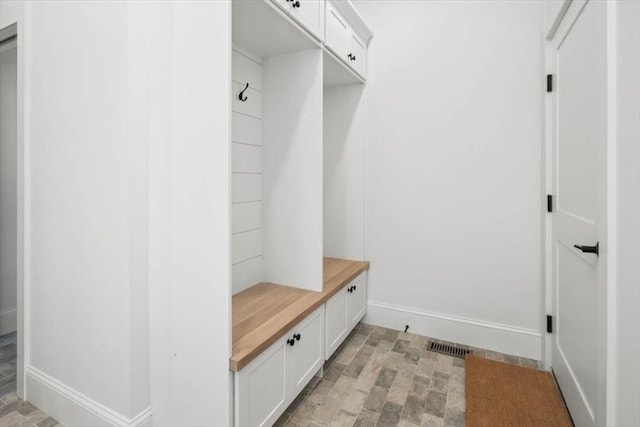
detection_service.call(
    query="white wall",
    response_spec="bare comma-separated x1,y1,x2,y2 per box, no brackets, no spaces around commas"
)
0,38,17,336
232,48,264,295
355,0,544,359
0,1,233,425
24,2,150,424
613,1,640,425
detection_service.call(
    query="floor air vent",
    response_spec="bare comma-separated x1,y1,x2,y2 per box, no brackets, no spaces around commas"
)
427,341,470,359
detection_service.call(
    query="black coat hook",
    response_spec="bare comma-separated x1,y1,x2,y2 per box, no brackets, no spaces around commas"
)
238,82,249,102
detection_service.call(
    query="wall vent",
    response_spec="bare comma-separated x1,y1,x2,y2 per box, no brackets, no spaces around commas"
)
427,341,470,359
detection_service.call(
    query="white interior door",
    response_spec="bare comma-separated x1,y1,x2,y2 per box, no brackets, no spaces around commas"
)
551,1,607,426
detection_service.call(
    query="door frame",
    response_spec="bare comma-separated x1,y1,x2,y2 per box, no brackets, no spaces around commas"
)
0,17,28,401
542,0,619,425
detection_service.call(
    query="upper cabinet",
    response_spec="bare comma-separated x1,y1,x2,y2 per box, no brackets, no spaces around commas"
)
325,1,349,59
324,0,370,79
265,0,373,81
279,0,325,41
347,29,366,77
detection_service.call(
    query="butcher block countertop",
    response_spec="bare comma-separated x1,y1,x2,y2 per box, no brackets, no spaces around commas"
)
230,257,370,371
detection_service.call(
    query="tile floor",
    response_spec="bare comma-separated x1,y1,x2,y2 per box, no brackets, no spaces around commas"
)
1,325,542,427
0,332,60,427
275,323,542,427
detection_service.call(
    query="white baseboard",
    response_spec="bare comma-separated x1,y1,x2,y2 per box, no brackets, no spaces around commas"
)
26,366,152,427
364,301,542,360
0,307,17,336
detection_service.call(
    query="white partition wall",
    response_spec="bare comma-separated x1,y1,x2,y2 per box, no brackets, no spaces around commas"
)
262,49,324,292
323,84,366,260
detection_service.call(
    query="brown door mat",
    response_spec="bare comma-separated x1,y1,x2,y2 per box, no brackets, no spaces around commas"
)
465,355,573,427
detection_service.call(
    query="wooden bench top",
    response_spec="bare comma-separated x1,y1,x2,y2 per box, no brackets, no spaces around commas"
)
230,257,370,371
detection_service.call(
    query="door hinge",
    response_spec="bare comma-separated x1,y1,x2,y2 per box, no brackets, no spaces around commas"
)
547,315,553,333
546,74,553,92
547,194,553,212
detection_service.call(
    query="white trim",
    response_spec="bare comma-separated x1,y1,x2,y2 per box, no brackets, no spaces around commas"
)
365,301,542,360
0,308,17,336
605,1,618,424
546,0,573,41
25,366,152,427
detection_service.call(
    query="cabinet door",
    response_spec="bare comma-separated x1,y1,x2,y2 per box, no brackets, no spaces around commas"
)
325,1,349,61
287,307,324,398
289,0,323,41
325,286,349,359
235,338,288,427
348,31,367,77
348,274,367,329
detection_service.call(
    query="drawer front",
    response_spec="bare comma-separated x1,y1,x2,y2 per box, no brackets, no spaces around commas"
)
325,1,349,60
348,31,367,77
235,338,287,427
348,273,367,328
288,0,323,41
287,306,324,398
325,286,349,359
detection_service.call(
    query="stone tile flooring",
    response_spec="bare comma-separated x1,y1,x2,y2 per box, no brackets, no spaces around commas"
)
275,323,542,427
0,332,60,427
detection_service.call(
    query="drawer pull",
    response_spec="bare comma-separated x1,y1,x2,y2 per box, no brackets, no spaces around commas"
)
287,338,295,347
292,1,300,8
353,285,357,291
238,82,249,102
294,333,301,341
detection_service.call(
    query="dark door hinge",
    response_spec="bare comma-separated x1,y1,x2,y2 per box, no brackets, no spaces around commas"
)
547,195,553,212
546,74,553,92
547,315,553,333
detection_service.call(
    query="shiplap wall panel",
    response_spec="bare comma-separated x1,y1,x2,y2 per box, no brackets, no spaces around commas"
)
232,173,261,203
232,112,262,145
232,202,262,234
232,229,262,264
232,143,262,173
232,257,263,293
232,50,263,91
232,49,263,294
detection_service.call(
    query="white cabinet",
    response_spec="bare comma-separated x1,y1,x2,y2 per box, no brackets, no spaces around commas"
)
324,273,368,360
325,1,349,60
272,0,324,41
234,306,324,427
347,31,366,77
348,273,367,328
325,286,349,358
324,0,368,78
288,307,324,397
234,339,288,427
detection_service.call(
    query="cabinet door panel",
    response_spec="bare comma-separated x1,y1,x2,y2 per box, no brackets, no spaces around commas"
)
325,287,349,359
235,339,287,427
348,274,367,328
289,0,323,40
348,31,367,77
288,307,324,397
325,2,348,60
